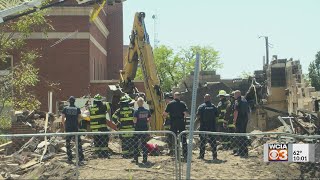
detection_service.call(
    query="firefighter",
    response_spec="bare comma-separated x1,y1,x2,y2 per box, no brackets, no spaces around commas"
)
89,94,111,158
216,90,231,149
163,93,174,155
132,97,151,164
226,91,237,152
112,94,135,158
79,100,90,132
196,94,219,160
61,96,85,164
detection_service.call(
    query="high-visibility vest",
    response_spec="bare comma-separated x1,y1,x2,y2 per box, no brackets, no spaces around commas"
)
89,104,109,132
217,100,230,124
112,106,135,137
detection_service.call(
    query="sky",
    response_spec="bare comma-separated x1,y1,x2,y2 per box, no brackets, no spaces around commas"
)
123,0,320,79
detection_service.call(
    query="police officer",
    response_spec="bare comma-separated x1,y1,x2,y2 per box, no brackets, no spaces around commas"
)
216,90,231,149
163,92,188,159
196,94,219,160
112,94,135,158
89,94,111,158
132,97,151,164
163,93,174,155
61,96,85,164
233,90,250,157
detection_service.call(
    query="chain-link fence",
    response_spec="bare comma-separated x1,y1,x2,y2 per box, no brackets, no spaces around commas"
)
1,131,320,179
0,131,178,180
178,131,320,179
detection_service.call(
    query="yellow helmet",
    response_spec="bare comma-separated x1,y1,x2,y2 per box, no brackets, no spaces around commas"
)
217,90,229,97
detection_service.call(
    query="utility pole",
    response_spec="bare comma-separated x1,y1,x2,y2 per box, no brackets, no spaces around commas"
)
259,36,270,65
265,36,269,65
152,13,159,48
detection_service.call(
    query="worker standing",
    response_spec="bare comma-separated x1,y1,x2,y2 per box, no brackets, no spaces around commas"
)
216,90,231,149
61,96,85,164
226,91,237,152
233,90,250,158
196,94,219,160
112,94,135,158
132,97,151,164
89,94,111,158
163,93,174,155
163,92,188,159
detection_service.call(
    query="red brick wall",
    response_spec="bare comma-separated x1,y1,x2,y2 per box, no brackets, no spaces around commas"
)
46,16,89,32
106,3,123,80
10,122,36,151
18,39,90,112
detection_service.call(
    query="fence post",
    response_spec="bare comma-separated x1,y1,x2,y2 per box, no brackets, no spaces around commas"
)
172,132,179,180
186,53,201,179
75,134,80,179
177,132,183,180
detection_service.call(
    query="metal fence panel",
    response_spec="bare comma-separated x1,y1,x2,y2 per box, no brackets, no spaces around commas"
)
178,131,320,180
0,131,178,180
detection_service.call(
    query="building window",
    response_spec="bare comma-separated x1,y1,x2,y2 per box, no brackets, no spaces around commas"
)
0,56,13,76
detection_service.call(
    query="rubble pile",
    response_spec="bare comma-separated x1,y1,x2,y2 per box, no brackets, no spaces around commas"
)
0,135,70,179
14,110,57,133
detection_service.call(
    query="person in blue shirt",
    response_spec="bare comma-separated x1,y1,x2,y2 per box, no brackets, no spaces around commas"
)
196,94,219,160
61,96,85,164
132,97,151,164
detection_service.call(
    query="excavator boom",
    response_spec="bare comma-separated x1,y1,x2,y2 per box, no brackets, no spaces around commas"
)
115,12,165,130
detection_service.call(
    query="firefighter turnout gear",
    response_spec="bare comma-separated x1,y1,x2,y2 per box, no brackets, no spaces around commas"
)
217,93,231,149
89,100,111,158
112,103,135,158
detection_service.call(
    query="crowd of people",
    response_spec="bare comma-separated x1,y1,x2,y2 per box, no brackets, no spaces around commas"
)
60,89,250,165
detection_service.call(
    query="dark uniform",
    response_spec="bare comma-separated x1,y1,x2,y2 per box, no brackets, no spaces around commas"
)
164,94,174,155
133,107,151,163
62,105,84,162
217,98,231,148
112,105,135,158
89,102,111,158
165,99,188,158
234,96,250,157
197,101,219,159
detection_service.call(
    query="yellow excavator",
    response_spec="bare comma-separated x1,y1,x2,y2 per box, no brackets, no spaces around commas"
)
109,12,166,130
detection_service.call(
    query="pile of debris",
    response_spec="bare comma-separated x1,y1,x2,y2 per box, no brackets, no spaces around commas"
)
0,134,70,179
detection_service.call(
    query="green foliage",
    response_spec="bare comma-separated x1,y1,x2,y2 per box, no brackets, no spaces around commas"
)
135,45,221,91
178,45,221,75
308,52,320,91
13,51,41,110
0,6,51,129
239,71,254,79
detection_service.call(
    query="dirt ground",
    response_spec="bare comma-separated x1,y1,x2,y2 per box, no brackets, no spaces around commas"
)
16,148,313,180
13,135,319,180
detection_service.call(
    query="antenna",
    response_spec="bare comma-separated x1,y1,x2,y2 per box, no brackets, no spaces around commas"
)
152,13,159,48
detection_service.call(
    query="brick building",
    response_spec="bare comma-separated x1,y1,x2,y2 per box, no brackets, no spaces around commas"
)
11,2,124,112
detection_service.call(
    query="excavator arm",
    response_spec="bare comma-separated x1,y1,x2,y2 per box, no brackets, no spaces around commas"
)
119,12,165,130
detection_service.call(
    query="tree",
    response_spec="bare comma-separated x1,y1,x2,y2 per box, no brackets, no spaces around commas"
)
239,71,254,79
135,45,222,91
308,51,320,91
135,45,182,91
0,7,51,129
177,45,221,77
